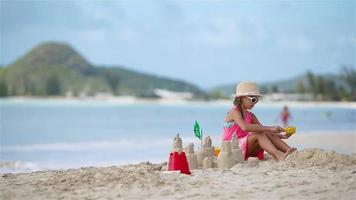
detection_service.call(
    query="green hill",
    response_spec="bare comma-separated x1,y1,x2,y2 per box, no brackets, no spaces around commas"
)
0,42,205,98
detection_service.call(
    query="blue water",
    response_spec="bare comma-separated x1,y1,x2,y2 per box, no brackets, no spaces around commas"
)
0,99,355,173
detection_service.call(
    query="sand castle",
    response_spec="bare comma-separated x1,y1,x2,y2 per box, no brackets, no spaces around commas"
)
231,134,243,164
168,134,191,174
170,134,243,171
197,136,215,167
184,143,198,170
217,141,236,169
202,157,213,169
171,134,183,153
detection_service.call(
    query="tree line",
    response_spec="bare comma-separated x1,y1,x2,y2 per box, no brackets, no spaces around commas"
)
1,66,355,101
295,67,355,101
263,66,356,101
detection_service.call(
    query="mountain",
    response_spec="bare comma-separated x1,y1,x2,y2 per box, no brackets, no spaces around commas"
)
0,42,205,97
10,43,92,71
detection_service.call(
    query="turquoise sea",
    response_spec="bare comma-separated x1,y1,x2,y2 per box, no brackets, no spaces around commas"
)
0,99,355,173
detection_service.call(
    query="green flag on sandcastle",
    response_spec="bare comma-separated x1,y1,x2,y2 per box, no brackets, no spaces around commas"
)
194,120,202,140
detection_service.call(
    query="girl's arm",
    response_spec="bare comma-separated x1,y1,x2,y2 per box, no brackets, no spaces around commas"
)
251,113,288,138
231,110,283,133
251,113,288,139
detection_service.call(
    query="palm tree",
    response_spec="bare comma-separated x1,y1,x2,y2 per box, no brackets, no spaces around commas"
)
340,66,356,101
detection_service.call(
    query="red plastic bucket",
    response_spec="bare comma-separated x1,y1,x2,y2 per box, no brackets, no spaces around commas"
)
168,152,191,175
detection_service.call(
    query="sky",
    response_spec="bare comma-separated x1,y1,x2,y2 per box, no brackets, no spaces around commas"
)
1,0,355,88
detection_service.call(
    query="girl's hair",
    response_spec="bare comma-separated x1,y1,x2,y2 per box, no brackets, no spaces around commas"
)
233,97,244,119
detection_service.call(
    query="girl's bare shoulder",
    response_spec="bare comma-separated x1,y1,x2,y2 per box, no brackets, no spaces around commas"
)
228,107,239,115
227,107,242,118
225,107,237,122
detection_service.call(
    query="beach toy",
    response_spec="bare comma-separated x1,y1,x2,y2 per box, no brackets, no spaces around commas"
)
214,147,221,157
168,134,191,175
168,152,191,175
285,126,296,137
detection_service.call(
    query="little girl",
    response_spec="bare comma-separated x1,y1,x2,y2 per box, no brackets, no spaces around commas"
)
222,81,296,161
280,106,292,128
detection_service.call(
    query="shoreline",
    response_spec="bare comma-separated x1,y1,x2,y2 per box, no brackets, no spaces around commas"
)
1,96,356,108
1,132,355,174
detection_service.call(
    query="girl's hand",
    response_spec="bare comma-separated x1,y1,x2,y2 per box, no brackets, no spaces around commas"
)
278,133,289,139
270,126,284,133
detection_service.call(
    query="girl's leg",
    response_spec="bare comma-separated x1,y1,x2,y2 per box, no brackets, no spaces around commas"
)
247,132,286,160
282,118,288,128
265,132,292,153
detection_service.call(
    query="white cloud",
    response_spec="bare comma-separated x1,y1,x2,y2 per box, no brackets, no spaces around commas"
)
186,17,238,48
186,16,268,49
200,17,239,48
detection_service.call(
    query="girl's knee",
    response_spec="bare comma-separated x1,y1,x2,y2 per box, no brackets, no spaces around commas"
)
248,133,259,142
253,132,267,139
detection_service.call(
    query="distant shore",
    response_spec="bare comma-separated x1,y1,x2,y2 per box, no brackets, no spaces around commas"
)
1,96,356,108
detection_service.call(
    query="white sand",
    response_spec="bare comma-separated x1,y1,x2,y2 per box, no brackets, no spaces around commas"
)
1,148,355,200
287,132,356,155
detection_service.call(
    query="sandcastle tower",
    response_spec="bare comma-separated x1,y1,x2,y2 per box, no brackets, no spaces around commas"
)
168,134,191,174
231,135,243,164
197,136,214,167
171,134,183,153
217,141,236,169
202,157,213,169
184,143,198,170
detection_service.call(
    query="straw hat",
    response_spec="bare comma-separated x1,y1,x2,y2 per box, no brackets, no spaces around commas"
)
234,81,262,97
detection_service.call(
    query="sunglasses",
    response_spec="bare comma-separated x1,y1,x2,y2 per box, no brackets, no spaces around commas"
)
246,96,259,103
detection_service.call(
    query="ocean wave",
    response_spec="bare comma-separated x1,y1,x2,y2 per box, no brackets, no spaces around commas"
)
0,161,43,173
0,137,211,152
1,139,166,152
0,159,163,174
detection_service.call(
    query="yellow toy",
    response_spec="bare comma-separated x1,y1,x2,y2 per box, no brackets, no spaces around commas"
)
214,147,221,156
285,126,296,137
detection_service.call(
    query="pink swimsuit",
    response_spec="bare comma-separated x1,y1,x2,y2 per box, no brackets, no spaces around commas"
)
222,107,265,161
